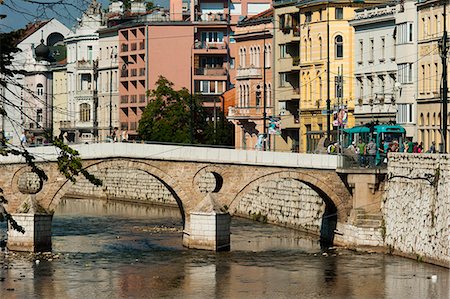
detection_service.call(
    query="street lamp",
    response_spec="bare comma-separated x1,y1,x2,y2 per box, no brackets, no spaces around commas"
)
109,48,117,137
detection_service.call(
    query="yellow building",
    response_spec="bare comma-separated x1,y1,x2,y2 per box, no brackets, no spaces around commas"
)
417,0,449,152
52,66,68,140
273,0,381,153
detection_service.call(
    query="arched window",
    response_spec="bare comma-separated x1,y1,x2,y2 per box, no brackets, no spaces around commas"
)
267,83,272,107
335,35,343,58
245,83,250,107
304,39,308,61
80,103,91,122
265,44,271,68
243,48,247,68
309,38,312,60
319,36,323,60
37,83,44,96
256,46,260,67
419,113,424,126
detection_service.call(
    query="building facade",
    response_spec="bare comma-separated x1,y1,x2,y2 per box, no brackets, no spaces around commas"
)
417,0,449,151
227,9,273,150
1,19,70,145
351,3,398,126
64,0,103,143
97,27,120,141
274,0,379,153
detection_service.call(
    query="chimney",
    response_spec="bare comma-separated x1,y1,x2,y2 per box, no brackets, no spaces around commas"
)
170,0,183,21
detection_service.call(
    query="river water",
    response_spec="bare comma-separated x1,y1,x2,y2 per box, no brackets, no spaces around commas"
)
0,198,448,299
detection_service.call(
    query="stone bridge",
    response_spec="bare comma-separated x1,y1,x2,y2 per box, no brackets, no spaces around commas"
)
0,143,380,252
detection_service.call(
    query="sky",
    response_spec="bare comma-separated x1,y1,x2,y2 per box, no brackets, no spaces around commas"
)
0,0,168,33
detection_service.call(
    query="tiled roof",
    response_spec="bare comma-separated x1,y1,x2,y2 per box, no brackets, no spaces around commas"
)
17,19,52,45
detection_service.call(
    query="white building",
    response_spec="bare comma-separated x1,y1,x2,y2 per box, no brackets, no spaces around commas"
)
64,0,104,143
351,3,398,126
394,1,417,140
351,2,417,140
1,19,70,146
97,27,119,141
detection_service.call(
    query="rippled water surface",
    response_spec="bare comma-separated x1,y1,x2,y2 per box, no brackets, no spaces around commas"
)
0,199,448,299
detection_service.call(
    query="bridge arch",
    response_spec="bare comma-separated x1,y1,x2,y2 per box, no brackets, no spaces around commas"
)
228,171,349,245
47,159,188,227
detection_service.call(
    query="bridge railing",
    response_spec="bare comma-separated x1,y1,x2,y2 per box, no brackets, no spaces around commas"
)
0,142,340,170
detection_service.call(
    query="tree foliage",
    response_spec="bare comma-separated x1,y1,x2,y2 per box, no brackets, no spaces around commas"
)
138,76,234,146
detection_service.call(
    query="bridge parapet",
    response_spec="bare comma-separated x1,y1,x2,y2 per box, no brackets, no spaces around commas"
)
0,143,339,170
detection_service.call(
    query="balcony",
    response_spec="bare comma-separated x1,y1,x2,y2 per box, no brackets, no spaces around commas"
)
195,67,227,76
193,42,227,54
195,12,227,22
236,67,262,80
227,106,273,120
75,89,93,98
77,60,93,70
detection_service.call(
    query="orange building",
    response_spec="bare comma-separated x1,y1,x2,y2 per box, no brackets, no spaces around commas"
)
118,22,193,139
227,9,273,150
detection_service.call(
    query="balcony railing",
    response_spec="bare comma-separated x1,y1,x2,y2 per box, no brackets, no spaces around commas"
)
195,67,227,76
236,67,262,79
196,12,227,22
194,41,227,50
77,60,93,69
228,106,273,118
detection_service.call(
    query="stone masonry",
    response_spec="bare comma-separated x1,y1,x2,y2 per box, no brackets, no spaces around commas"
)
234,178,326,234
384,153,450,267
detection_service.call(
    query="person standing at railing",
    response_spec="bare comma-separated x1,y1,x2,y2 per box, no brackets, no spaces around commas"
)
357,139,366,167
366,139,376,167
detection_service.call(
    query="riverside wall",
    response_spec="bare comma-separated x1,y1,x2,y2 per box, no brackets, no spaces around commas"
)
384,154,450,267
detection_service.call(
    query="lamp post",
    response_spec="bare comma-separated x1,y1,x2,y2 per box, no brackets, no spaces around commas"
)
109,49,116,137
326,1,331,142
440,0,448,153
190,42,195,144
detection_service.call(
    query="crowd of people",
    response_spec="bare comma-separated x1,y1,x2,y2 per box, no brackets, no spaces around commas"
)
327,138,438,167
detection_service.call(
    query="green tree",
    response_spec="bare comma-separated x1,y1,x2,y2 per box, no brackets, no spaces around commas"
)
138,76,234,146
138,76,197,143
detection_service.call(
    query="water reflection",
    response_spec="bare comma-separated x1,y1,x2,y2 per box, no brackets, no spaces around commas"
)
0,198,448,299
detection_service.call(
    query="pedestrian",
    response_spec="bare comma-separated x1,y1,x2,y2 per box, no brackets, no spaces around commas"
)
406,138,414,153
366,139,377,167
418,142,423,153
121,130,128,142
357,139,366,167
20,131,27,146
428,141,436,153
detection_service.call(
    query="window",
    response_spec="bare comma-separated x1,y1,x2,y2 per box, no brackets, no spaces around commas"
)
36,83,44,96
201,31,224,43
280,44,287,58
359,39,363,62
319,37,323,60
397,104,414,123
335,8,343,20
397,22,413,44
305,12,312,23
80,103,91,122
36,109,43,123
335,75,343,98
398,63,413,84
280,73,288,87
87,45,93,62
335,35,343,58
369,38,374,61
381,37,385,60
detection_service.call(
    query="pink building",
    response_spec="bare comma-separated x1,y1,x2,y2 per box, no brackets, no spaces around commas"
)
227,9,273,150
118,23,193,138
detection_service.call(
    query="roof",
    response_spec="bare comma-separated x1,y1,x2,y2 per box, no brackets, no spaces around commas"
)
237,8,273,27
17,19,52,45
